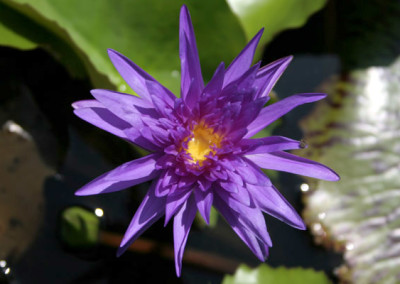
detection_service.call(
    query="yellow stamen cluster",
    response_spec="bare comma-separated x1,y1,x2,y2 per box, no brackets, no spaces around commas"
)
186,123,222,165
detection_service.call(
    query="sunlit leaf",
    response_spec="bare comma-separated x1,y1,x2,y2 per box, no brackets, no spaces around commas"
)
222,264,331,284
299,58,400,283
226,0,327,58
2,0,246,94
1,0,327,94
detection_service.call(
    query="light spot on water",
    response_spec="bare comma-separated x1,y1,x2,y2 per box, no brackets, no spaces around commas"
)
346,243,355,251
318,212,326,220
300,183,309,192
94,208,104,217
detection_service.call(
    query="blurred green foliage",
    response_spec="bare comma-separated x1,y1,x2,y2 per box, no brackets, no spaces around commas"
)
226,0,326,59
60,206,100,248
0,0,326,94
222,264,331,284
0,20,36,49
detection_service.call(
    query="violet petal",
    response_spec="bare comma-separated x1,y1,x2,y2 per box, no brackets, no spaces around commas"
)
75,153,161,196
72,99,101,109
91,89,157,125
202,62,225,100
108,49,175,103
254,56,293,99
173,196,197,277
246,151,340,181
239,136,302,154
216,190,272,246
214,196,269,261
247,183,305,230
164,189,193,226
193,189,213,224
117,181,166,256
245,93,327,138
179,5,204,108
223,29,264,87
73,106,130,140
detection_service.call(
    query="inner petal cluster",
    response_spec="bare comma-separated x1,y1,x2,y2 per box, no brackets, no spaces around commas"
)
185,122,222,165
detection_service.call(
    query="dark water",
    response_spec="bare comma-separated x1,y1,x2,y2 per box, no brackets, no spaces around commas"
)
2,0,399,283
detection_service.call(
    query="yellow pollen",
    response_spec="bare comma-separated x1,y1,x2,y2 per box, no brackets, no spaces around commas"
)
186,123,221,165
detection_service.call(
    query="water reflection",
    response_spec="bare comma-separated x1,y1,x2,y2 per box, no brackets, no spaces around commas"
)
2,120,31,140
300,183,309,192
94,208,104,218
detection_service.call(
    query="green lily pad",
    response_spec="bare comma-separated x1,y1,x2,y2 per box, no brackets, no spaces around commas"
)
1,0,328,94
222,264,331,284
0,20,36,50
299,58,400,283
1,0,246,94
0,2,89,80
226,0,327,57
60,206,100,248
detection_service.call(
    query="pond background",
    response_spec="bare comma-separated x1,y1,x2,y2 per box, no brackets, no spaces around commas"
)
1,0,399,283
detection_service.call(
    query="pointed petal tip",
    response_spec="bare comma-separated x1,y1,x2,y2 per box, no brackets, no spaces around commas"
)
71,102,79,109
89,89,110,101
256,255,265,262
72,99,99,110
304,92,327,100
107,49,127,65
107,48,118,60
175,265,182,277
315,166,340,181
72,109,80,117
179,4,191,23
294,92,326,98
89,89,98,100
254,27,264,39
74,189,89,196
254,242,270,262
329,171,341,182
107,48,122,65
285,55,294,61
107,48,117,55
294,219,307,230
280,55,293,68
180,4,189,13
116,246,125,257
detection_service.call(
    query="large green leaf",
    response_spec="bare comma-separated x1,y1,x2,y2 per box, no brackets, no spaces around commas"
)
1,0,328,94
0,2,90,79
2,0,246,94
60,206,100,248
226,0,327,55
222,264,331,284
299,58,400,283
0,21,37,50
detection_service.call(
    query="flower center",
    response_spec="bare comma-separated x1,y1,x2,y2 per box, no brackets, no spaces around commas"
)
186,123,221,165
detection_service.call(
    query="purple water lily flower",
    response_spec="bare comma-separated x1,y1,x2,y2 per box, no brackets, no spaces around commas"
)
73,5,339,276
